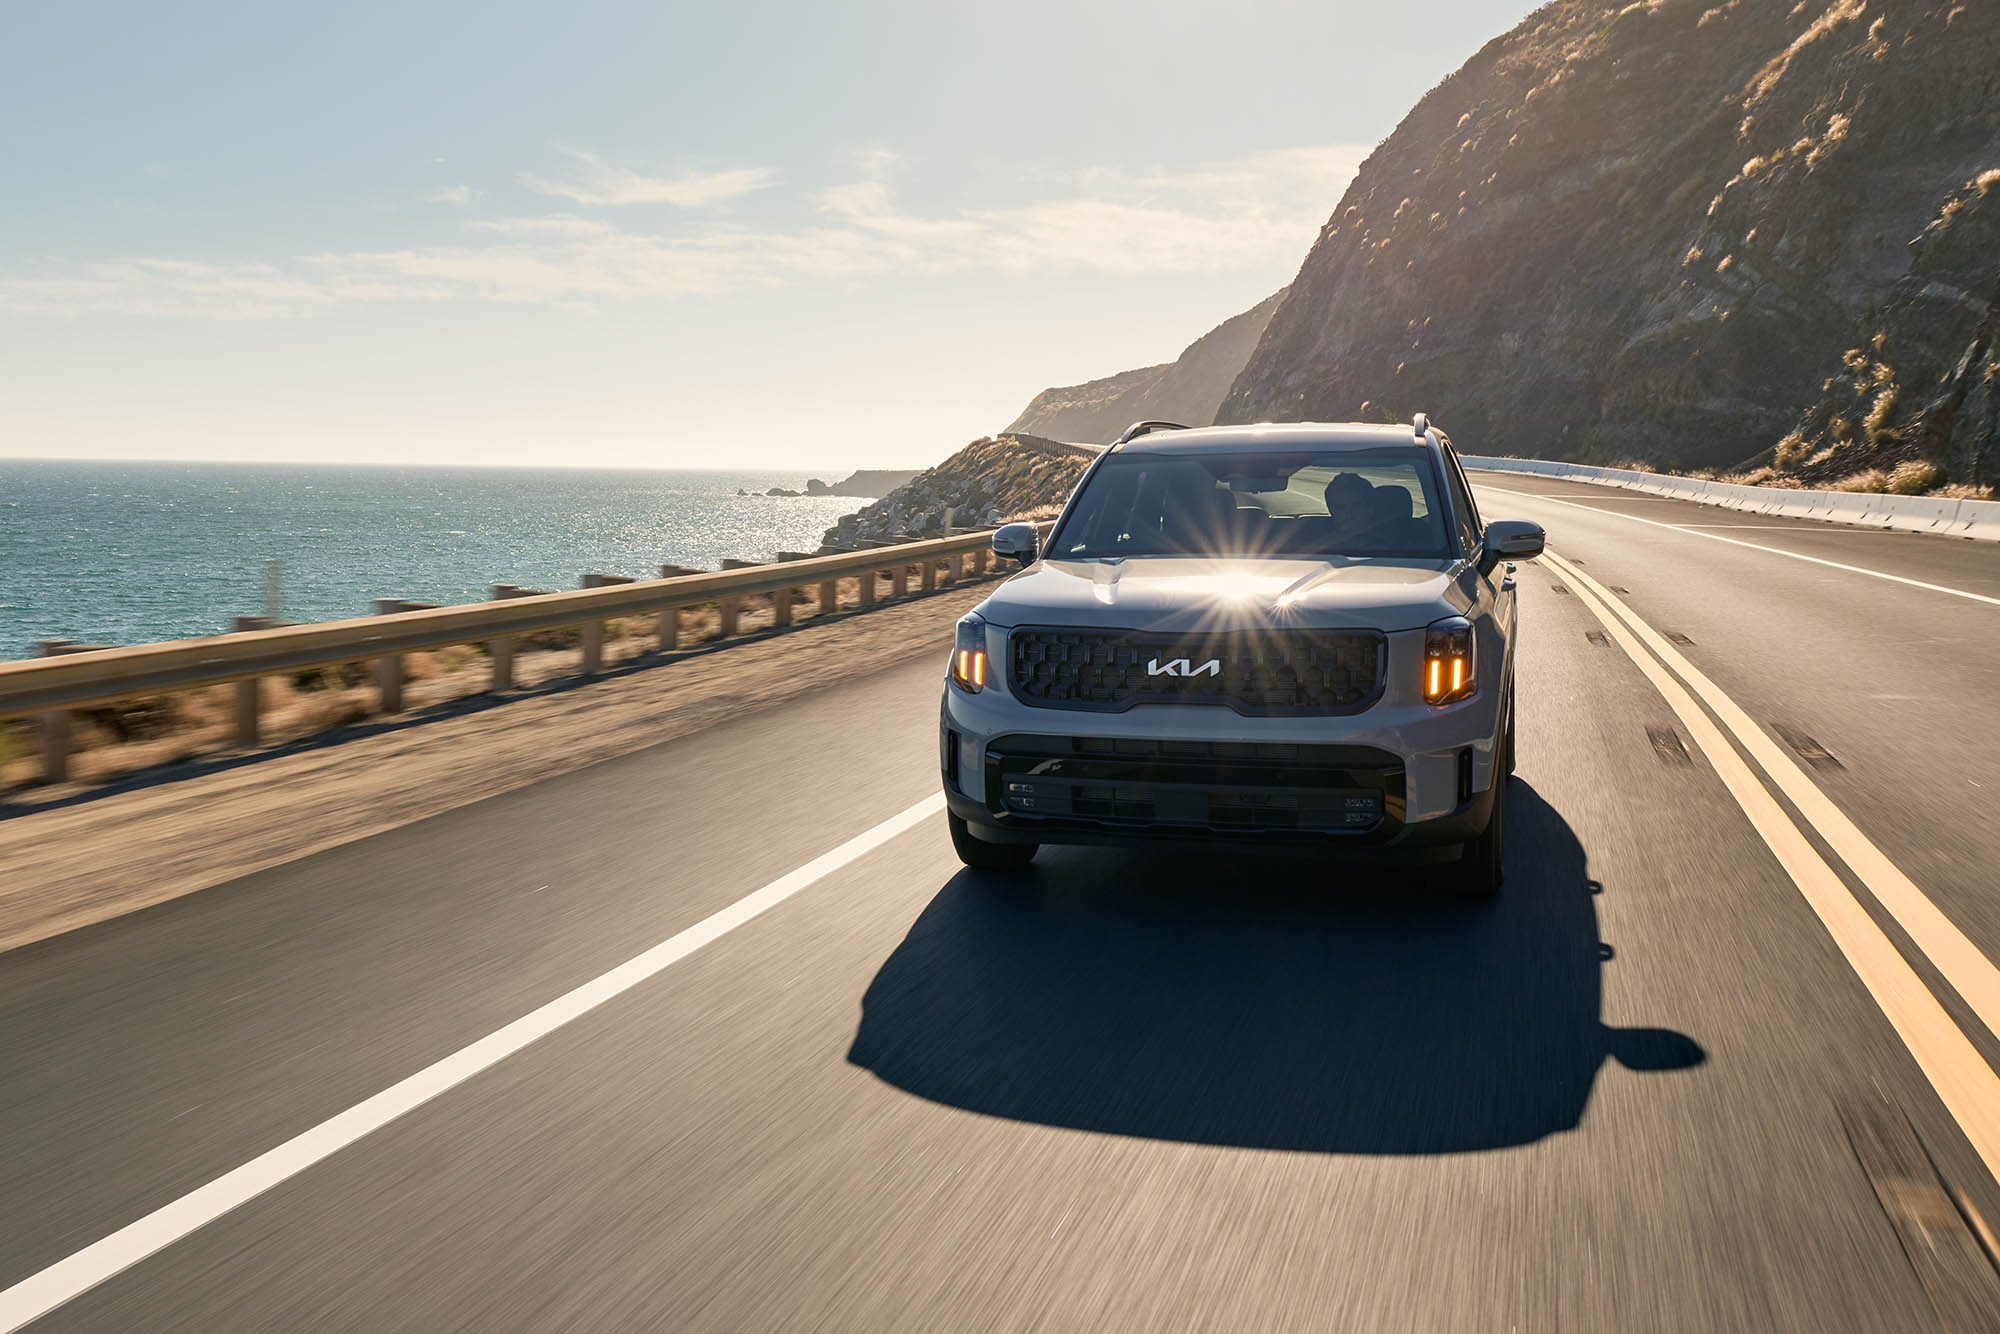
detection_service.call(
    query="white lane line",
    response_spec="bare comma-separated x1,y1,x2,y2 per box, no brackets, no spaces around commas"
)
1672,528,1904,536
1541,550,2000,1185
1543,551,2000,1045
0,793,946,1333
1483,485,2000,608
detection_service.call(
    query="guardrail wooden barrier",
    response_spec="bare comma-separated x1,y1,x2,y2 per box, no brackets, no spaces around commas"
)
1,525,1038,784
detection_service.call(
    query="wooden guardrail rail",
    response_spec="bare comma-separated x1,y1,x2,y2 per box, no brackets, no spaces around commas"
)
2,525,1033,783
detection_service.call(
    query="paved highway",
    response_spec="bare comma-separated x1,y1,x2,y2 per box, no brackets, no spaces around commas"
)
2,474,1998,1330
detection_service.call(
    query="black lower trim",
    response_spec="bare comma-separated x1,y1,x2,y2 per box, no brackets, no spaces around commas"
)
945,780,1494,854
977,733,1419,846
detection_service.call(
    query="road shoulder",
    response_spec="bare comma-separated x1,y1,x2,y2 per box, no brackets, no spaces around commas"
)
0,586,986,955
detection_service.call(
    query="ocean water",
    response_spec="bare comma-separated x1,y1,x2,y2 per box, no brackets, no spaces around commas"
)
0,460,875,658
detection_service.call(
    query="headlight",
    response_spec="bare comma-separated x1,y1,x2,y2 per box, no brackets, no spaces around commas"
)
1423,615,1475,705
950,612,988,692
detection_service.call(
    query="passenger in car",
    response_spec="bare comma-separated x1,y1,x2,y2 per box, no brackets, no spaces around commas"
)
1358,485,1432,550
1322,473,1378,543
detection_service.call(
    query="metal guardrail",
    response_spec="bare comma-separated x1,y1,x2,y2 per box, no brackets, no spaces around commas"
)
2,526,1035,783
1462,455,2000,542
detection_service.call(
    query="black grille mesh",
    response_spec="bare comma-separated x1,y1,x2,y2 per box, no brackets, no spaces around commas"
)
1007,627,1384,715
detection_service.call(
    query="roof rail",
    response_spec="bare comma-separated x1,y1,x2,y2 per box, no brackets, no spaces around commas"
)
1114,420,1192,445
1412,412,1430,442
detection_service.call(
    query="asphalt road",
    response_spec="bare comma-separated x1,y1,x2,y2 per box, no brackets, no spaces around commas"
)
2,474,1999,1331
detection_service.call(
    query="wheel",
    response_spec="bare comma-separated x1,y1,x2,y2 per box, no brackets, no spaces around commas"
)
1450,775,1506,898
948,811,1038,871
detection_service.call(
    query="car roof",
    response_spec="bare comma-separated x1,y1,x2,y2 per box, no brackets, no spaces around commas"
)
1109,422,1436,455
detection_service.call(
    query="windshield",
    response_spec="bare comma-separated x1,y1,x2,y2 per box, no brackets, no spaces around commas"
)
1052,449,1455,560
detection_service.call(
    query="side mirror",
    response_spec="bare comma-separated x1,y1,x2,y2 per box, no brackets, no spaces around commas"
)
992,522,1039,567
1479,519,1544,574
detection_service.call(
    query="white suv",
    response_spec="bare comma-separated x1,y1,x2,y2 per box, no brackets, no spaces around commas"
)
939,416,1544,895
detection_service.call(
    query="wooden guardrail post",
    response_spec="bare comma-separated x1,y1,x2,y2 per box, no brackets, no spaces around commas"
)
657,565,704,651
859,568,877,608
488,585,525,690
772,586,793,628
818,577,838,618
33,640,85,783
974,547,990,575
715,562,754,638
921,558,937,592
579,574,637,674
372,600,405,712
369,599,437,712
229,616,276,744
892,563,909,598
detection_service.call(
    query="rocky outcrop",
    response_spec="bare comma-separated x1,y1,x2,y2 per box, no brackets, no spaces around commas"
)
1760,171,2000,490
819,435,1095,549
803,469,921,498
1218,0,2000,485
1006,290,1286,443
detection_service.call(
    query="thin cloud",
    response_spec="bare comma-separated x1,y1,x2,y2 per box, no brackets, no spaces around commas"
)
423,184,478,207
521,152,777,208
0,144,1368,318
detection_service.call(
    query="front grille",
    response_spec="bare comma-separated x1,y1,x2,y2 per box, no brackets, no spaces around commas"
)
986,735,1406,839
1007,626,1384,715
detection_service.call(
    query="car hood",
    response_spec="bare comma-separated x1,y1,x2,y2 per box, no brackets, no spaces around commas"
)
980,557,1471,632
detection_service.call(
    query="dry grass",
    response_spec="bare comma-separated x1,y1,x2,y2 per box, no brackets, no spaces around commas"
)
1830,468,1890,493
1863,385,1900,442
1886,460,1943,495
1936,482,1997,500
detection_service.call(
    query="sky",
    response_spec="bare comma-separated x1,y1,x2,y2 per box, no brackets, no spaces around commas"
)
1,0,1535,471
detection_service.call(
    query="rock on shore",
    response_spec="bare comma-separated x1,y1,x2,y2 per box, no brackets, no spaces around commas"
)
819,435,1095,549
804,469,921,498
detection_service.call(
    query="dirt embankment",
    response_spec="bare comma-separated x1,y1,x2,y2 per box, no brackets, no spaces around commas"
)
0,577,994,955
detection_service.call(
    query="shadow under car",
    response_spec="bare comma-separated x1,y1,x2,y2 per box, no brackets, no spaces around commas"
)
848,780,1702,1154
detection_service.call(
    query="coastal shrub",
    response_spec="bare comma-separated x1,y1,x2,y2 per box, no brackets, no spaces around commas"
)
292,662,369,691
1772,432,1809,468
1831,469,1889,493
1863,386,1900,442
1887,460,1942,494
78,695,181,742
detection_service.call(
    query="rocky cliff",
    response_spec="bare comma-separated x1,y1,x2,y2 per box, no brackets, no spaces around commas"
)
1218,0,2000,489
819,435,1095,549
1006,290,1286,443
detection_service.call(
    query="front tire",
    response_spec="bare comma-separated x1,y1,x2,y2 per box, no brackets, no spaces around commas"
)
948,811,1038,871
1450,773,1506,899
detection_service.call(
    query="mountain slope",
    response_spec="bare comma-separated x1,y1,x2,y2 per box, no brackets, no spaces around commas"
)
1006,289,1285,443
1219,0,2000,486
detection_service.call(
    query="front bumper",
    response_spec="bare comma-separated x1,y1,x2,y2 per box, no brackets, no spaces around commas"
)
940,652,1504,852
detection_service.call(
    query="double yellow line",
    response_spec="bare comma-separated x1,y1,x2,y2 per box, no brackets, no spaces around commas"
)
1542,548,2000,1182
